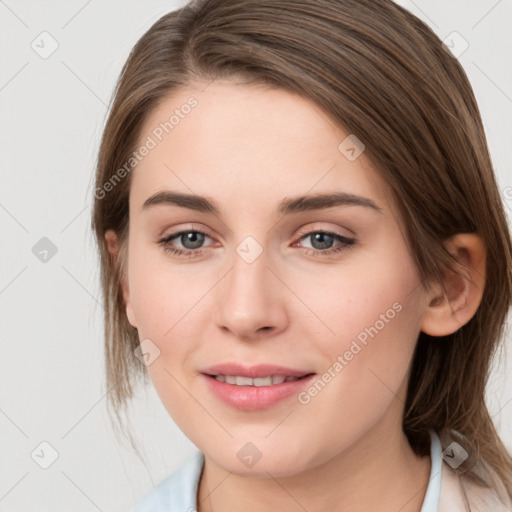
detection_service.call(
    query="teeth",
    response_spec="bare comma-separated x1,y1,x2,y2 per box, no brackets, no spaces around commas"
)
236,376,253,386
214,375,302,386
254,377,273,386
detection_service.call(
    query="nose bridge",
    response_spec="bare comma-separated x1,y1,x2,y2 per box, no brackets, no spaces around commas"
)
214,237,287,338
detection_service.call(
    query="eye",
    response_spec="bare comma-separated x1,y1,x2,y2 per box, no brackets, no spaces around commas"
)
157,228,357,259
295,230,356,257
158,230,213,258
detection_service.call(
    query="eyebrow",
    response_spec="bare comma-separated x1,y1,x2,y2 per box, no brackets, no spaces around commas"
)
142,190,382,215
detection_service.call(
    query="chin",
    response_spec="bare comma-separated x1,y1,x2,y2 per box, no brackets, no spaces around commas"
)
206,444,313,479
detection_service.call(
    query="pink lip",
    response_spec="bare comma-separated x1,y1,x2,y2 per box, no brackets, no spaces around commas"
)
201,363,312,379
201,363,316,411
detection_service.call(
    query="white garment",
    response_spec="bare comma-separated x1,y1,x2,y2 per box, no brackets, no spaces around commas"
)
131,431,512,511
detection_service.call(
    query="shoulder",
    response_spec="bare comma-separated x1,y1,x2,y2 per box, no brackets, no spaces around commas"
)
130,451,204,512
439,457,512,512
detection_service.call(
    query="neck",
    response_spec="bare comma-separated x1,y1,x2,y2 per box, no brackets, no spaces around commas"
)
197,419,431,512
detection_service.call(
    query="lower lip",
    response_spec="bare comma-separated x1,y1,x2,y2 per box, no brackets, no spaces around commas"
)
202,374,316,411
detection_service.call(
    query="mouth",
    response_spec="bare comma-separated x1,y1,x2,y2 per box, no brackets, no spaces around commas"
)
204,374,314,386
200,364,316,411
201,362,314,380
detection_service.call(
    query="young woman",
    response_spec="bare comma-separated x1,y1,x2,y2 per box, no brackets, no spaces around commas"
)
91,0,512,510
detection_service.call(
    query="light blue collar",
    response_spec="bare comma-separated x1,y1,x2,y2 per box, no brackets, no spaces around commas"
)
420,429,442,512
130,450,204,512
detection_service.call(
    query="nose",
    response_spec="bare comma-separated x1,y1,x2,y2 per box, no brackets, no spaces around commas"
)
214,245,288,341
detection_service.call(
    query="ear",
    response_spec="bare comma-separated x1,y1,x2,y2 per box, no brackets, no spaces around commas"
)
421,234,486,337
105,229,137,328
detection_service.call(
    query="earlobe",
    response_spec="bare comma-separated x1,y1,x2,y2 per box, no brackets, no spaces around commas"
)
421,234,486,337
105,229,138,329
105,229,119,261
125,303,137,329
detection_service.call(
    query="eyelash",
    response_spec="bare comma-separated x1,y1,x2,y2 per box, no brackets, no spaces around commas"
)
157,229,357,259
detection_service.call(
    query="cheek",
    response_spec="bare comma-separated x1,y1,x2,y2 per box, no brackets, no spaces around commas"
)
128,254,208,418
294,241,421,351
128,240,209,340
127,247,220,414
311,254,422,419
296,240,422,387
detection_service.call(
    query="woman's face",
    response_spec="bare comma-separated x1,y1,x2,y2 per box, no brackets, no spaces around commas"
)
120,80,430,476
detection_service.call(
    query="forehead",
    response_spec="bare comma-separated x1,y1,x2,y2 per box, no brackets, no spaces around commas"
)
130,80,392,215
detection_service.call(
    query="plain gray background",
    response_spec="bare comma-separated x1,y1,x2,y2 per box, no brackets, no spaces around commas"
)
1,0,511,510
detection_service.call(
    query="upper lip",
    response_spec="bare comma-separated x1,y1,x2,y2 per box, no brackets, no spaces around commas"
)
201,363,314,379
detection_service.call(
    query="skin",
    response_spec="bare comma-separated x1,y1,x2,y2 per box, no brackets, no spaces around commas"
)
105,80,486,512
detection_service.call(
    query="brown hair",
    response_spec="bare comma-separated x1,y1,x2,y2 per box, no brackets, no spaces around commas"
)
91,0,512,501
